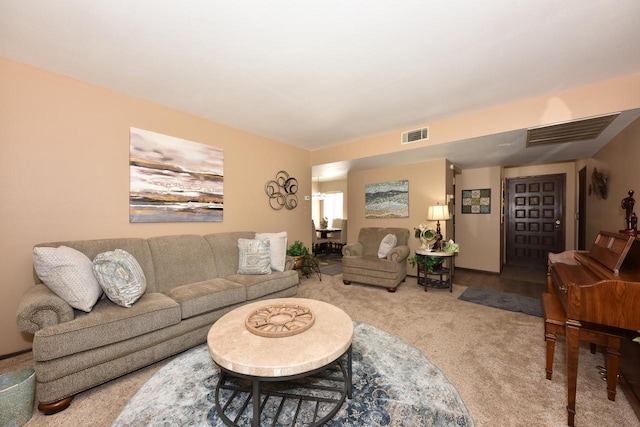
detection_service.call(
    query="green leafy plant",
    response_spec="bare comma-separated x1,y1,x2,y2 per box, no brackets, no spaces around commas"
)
286,240,309,257
408,255,444,273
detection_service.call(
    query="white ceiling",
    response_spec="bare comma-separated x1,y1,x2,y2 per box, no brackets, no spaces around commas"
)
1,1,639,176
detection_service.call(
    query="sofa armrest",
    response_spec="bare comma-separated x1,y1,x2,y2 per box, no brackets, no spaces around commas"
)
342,242,363,257
16,284,75,334
387,245,410,262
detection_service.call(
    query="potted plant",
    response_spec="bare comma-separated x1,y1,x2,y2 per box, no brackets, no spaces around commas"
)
408,254,444,273
286,240,309,268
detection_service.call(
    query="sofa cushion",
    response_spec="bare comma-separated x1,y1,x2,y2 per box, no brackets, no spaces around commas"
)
32,292,181,361
226,270,298,300
93,249,147,307
147,235,219,292
32,246,103,312
163,278,247,319
203,232,255,277
378,233,398,258
342,254,404,273
255,231,288,272
237,238,272,275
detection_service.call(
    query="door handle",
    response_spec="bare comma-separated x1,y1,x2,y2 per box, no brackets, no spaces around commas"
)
555,219,561,230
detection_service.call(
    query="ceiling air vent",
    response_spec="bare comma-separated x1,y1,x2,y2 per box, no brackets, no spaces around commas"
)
401,127,429,145
526,113,619,147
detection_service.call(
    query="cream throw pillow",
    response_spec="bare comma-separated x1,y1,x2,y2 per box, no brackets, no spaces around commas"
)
238,238,272,275
33,246,103,312
378,233,398,258
255,231,287,272
93,249,147,307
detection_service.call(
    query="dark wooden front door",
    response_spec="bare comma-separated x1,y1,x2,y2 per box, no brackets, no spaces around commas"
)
506,174,565,268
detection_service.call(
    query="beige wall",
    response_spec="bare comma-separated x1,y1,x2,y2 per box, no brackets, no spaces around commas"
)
587,116,640,244
346,159,451,276
0,58,311,355
454,167,502,272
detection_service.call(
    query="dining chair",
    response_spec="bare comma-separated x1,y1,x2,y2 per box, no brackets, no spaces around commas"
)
312,220,329,255
328,219,347,253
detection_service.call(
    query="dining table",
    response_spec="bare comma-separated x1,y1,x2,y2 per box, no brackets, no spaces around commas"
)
316,228,341,239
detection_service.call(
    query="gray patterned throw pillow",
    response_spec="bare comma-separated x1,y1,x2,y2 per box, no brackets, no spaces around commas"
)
237,238,272,275
93,249,147,307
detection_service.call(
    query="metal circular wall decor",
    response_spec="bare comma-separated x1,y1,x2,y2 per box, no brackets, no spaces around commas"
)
265,170,298,210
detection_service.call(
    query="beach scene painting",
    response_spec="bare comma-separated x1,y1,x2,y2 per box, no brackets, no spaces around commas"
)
365,180,409,218
130,127,223,222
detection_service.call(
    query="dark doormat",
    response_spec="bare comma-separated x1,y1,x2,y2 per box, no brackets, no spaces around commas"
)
458,286,543,317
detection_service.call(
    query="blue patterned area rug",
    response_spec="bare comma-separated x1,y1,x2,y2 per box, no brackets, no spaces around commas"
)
113,322,474,426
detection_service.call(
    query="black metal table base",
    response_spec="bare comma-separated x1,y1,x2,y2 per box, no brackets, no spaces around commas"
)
215,345,352,427
418,267,453,292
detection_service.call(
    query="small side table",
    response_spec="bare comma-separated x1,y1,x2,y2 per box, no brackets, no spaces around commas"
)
415,249,455,292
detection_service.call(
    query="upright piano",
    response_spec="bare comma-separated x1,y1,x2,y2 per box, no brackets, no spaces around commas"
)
548,231,640,426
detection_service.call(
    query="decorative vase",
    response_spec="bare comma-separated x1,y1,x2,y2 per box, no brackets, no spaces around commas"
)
419,236,432,250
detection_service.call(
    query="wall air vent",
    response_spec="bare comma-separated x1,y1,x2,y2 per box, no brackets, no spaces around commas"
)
401,127,429,145
526,113,620,147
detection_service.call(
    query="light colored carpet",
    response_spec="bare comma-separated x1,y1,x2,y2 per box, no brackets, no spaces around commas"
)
113,322,473,426
4,273,639,427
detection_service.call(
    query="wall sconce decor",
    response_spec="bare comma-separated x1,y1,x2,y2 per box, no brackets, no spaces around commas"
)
589,167,608,199
265,170,298,210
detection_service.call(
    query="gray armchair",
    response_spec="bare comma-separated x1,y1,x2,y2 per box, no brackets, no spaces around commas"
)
341,227,410,292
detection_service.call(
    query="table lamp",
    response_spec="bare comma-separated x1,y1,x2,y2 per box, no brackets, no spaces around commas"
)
427,203,451,250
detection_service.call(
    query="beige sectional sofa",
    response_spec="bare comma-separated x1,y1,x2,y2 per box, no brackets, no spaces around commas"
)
16,232,299,414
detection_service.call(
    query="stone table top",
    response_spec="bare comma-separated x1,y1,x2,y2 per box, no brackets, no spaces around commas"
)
207,298,353,377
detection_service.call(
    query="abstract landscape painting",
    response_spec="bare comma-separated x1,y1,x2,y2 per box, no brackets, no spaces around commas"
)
129,127,223,222
365,180,409,218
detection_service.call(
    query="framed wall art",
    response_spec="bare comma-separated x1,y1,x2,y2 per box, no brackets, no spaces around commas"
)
461,189,491,214
365,180,409,218
129,127,224,222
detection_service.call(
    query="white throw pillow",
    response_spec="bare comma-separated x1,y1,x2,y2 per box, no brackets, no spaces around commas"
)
378,234,398,258
93,249,147,307
255,231,288,272
238,238,272,275
33,246,103,312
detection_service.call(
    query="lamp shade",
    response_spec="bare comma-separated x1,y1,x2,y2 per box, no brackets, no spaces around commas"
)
426,204,451,221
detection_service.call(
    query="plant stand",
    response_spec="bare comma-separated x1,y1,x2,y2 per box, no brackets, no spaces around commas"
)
415,250,454,292
295,254,322,281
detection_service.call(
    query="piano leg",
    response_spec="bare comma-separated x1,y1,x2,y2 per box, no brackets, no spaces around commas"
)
565,320,580,427
605,345,621,401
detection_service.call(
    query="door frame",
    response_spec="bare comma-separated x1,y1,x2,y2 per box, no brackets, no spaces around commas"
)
577,166,587,250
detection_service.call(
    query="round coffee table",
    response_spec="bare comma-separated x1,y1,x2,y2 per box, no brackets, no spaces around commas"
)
207,298,353,427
